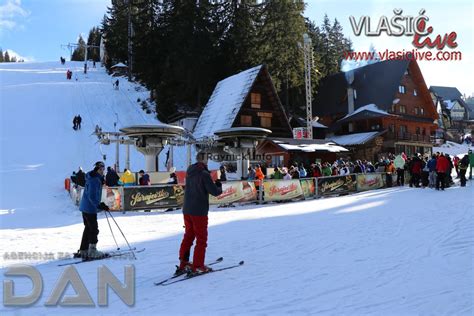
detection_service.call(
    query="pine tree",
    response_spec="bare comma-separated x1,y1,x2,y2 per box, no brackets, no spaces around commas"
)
87,27,102,61
71,35,86,61
0,49,3,62
4,51,10,62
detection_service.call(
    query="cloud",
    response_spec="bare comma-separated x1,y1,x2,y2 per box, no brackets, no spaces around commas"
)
0,0,30,32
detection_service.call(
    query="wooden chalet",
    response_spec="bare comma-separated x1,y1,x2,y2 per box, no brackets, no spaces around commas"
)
314,58,438,160
193,64,293,140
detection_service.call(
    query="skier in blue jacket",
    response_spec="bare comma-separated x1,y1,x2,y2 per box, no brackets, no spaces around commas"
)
76,161,110,258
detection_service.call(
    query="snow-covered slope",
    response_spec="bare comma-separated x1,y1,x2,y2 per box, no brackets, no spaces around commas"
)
1,187,473,315
0,61,157,228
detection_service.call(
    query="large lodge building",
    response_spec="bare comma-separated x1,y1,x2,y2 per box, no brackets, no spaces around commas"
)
172,58,441,167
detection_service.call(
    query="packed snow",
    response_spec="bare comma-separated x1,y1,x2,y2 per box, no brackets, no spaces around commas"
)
329,131,381,146
0,61,473,315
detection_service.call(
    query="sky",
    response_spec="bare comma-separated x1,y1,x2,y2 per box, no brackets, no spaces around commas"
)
0,0,472,96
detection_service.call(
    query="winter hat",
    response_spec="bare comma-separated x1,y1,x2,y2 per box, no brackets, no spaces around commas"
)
139,170,145,174
94,161,105,169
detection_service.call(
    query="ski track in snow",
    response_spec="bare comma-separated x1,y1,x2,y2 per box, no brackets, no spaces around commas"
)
1,62,473,315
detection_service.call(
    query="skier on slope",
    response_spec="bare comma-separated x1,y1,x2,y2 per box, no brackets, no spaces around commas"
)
75,161,110,259
177,151,222,275
77,115,82,130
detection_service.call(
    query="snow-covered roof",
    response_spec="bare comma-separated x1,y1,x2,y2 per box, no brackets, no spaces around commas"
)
328,131,381,146
312,121,328,128
111,63,128,68
277,142,348,153
340,104,389,121
193,65,262,139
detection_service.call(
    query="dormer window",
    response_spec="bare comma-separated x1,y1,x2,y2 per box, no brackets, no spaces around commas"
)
251,93,261,109
399,85,406,94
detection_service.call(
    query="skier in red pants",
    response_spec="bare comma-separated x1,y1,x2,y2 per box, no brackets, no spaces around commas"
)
177,152,222,275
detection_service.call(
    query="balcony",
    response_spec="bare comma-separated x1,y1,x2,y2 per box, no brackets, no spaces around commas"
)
386,131,435,144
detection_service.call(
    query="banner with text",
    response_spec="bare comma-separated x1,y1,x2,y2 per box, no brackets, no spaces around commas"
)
210,181,257,205
263,179,304,202
317,175,357,196
123,185,184,210
356,174,385,191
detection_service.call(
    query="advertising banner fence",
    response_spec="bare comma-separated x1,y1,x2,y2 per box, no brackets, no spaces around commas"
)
317,175,357,196
122,185,184,211
356,173,385,191
209,181,258,205
263,179,304,202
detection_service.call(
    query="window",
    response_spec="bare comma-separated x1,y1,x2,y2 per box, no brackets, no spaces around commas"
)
251,93,261,109
399,85,406,94
260,117,271,128
420,108,424,115
414,107,419,115
371,124,380,130
414,89,417,96
399,105,406,114
422,128,426,135
400,125,407,134
241,115,252,126
391,104,396,113
388,124,395,133
353,89,357,99
348,123,354,132
416,127,420,134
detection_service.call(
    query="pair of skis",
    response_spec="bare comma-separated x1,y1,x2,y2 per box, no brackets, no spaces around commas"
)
57,248,145,266
154,257,244,286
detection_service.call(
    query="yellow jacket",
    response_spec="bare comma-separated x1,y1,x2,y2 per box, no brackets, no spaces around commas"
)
120,170,136,186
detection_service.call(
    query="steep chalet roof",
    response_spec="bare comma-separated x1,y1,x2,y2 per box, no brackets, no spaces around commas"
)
193,65,262,139
314,59,410,116
429,86,463,101
328,131,386,146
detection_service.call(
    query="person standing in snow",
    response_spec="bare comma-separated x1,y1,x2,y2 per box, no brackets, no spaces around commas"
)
119,168,136,186
76,161,109,258
73,116,78,130
115,79,119,90
219,165,227,181
394,154,405,186
435,153,449,191
138,170,151,185
177,152,222,275
105,166,120,187
458,154,469,187
427,155,437,188
77,115,82,130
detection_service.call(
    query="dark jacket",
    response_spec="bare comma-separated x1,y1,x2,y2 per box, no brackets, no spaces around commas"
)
139,173,151,185
79,170,103,214
183,162,222,216
105,169,120,187
427,158,437,172
76,170,86,187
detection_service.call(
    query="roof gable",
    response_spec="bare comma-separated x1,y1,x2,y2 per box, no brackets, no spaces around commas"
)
429,86,462,100
314,59,410,116
193,65,262,139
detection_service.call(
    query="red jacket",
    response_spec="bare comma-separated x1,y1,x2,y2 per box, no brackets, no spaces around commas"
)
436,156,449,173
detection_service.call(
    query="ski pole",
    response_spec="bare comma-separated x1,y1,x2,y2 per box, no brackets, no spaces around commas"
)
104,210,120,250
105,210,136,259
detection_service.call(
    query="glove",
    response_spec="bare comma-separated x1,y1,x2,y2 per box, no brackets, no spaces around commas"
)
214,179,222,188
98,202,110,211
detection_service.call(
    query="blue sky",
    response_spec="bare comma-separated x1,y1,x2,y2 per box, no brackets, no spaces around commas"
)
1,0,472,95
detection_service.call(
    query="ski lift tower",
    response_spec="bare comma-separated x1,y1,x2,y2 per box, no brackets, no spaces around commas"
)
120,124,184,172
303,33,313,139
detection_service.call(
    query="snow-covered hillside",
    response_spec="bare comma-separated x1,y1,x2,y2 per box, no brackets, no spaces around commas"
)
0,61,157,227
0,61,473,315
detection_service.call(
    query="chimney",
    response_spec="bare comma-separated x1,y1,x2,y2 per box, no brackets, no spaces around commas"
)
345,71,355,114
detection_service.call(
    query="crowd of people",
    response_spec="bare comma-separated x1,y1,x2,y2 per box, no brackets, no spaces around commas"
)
236,151,472,190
